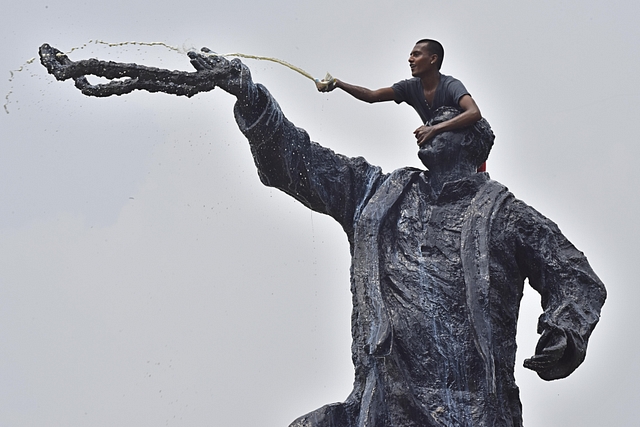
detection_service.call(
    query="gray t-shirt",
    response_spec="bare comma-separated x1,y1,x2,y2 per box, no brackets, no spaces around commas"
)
392,74,469,123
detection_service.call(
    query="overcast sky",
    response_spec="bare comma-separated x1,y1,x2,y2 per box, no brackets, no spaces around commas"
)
1,1,638,426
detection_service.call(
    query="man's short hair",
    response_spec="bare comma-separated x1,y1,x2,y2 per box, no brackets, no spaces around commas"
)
428,106,495,166
416,39,444,70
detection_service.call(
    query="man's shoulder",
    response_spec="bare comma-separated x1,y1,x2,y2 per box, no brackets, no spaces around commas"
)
440,73,463,83
439,74,468,92
391,78,423,105
393,77,421,86
433,74,470,107
391,77,421,93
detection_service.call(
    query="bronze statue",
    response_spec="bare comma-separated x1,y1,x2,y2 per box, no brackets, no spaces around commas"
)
40,45,606,427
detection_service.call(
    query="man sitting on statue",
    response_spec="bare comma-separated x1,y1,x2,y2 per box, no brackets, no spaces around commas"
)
317,39,485,171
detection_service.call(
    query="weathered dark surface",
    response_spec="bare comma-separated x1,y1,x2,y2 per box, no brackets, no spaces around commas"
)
40,47,607,427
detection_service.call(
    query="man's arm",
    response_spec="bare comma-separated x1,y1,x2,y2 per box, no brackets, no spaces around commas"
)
319,78,395,104
414,94,481,146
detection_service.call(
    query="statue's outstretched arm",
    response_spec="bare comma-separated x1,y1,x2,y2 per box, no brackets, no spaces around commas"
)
39,43,382,235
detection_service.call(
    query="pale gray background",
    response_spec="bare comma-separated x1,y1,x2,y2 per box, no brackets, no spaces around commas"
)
1,1,637,426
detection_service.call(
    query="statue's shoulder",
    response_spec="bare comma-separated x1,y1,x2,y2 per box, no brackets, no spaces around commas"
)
477,175,515,203
466,176,517,224
481,174,509,191
376,167,424,192
480,177,560,231
387,167,423,182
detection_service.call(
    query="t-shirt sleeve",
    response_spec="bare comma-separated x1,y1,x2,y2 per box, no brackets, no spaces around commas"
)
442,76,470,106
391,79,412,104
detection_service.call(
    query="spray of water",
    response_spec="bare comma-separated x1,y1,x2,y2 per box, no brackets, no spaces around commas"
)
5,39,334,113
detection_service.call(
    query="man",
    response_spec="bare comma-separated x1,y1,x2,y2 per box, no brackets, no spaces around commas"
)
189,50,606,427
318,39,481,148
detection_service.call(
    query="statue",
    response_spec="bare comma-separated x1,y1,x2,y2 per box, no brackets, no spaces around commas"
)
39,44,606,427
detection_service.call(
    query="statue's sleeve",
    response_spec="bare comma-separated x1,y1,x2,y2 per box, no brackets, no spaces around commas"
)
507,199,606,379
232,83,384,236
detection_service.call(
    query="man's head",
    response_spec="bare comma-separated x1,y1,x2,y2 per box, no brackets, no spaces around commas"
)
415,39,444,70
418,107,494,169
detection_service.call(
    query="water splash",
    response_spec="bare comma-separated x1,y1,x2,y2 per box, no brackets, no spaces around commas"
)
4,57,36,113
65,40,186,56
5,39,332,113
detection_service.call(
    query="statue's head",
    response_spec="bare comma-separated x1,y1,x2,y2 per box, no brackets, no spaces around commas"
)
418,107,494,170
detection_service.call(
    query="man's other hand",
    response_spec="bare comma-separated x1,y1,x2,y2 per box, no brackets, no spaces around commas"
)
414,125,439,146
316,74,337,92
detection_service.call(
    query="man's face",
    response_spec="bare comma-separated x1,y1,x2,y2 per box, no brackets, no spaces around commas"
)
409,43,437,77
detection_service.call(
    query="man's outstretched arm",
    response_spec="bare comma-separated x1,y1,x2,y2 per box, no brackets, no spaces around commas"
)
318,74,481,145
318,78,395,104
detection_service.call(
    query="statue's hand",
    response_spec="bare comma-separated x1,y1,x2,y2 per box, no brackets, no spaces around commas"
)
523,328,569,380
188,48,253,101
39,44,76,81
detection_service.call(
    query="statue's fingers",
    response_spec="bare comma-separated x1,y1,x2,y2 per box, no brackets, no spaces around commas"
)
205,55,227,69
523,344,564,371
188,52,213,71
193,51,230,71
523,354,553,371
189,59,206,71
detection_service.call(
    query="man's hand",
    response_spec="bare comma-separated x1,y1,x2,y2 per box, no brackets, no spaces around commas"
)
523,329,569,380
414,125,440,146
188,48,254,102
315,73,337,92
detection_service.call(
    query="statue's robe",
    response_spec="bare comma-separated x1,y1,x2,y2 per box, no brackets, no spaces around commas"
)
233,85,606,427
